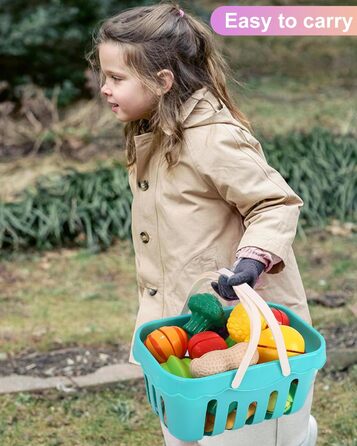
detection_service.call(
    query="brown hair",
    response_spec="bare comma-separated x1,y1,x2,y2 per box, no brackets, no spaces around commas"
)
87,2,251,169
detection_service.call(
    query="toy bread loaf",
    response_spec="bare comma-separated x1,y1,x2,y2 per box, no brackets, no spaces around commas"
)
190,342,259,378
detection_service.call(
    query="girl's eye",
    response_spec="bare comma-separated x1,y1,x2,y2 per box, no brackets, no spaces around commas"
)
111,76,122,82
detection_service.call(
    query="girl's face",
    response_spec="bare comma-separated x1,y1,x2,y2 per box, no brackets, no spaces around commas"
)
99,42,158,123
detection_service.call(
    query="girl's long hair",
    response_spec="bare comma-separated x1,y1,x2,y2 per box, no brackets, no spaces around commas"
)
87,2,251,169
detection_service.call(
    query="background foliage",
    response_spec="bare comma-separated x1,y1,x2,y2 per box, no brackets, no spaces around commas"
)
0,0,151,105
1,0,356,105
0,128,355,252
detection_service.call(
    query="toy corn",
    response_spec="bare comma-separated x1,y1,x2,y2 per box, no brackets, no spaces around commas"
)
227,303,267,343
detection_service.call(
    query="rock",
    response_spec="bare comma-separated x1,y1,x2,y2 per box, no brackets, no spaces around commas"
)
326,348,357,371
308,291,348,307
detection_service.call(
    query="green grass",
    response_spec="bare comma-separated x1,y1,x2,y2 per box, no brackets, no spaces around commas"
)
237,78,356,138
0,381,163,446
0,375,355,446
0,240,138,354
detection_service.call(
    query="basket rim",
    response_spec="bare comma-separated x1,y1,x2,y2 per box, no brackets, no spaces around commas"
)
133,302,326,397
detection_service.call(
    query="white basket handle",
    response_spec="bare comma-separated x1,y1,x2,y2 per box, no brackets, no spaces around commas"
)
181,268,291,389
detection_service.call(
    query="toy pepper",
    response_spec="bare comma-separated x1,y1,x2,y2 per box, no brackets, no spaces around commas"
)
161,356,192,378
183,293,226,336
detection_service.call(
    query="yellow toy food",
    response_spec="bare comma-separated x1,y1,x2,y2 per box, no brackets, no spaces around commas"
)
258,326,305,363
204,403,256,433
266,389,294,414
227,303,267,343
190,342,259,378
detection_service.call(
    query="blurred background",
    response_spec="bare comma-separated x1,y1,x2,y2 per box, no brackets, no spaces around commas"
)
0,1,356,445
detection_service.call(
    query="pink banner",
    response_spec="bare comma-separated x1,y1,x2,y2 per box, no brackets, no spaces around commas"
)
210,6,357,36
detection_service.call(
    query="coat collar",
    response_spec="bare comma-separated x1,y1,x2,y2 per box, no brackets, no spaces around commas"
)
133,86,211,146
179,86,209,127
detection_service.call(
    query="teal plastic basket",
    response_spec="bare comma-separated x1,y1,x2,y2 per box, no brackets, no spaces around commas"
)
133,301,326,442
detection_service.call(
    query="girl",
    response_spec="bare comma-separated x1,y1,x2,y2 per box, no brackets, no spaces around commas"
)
88,3,317,445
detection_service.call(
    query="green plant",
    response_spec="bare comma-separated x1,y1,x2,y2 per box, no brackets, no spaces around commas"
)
0,128,355,253
0,163,132,252
262,127,357,227
0,0,152,105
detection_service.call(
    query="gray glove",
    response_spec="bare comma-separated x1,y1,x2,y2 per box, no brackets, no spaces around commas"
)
211,258,265,301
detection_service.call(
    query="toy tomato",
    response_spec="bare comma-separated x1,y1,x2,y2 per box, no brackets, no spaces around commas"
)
188,331,227,359
271,308,290,326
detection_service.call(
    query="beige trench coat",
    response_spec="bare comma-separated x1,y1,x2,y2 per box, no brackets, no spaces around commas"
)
128,86,310,351
127,87,313,445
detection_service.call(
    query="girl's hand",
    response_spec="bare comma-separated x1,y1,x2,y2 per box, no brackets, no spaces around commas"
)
211,258,265,301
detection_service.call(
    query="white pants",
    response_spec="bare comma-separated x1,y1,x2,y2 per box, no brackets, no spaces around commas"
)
161,386,314,446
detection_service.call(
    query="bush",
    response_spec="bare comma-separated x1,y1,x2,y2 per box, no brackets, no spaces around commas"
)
0,0,152,105
0,163,132,252
262,127,357,227
0,128,355,253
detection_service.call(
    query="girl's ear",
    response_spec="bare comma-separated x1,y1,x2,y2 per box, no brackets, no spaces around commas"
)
156,69,174,95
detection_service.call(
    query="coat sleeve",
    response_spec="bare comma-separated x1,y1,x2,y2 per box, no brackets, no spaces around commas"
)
187,125,303,273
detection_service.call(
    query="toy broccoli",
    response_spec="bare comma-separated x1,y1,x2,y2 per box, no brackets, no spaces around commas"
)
183,293,226,335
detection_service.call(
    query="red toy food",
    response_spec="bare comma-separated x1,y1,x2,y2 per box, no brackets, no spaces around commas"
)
188,331,227,359
144,326,188,363
271,308,290,326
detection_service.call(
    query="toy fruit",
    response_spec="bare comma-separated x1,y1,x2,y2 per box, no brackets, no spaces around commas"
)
161,356,192,378
144,326,188,363
204,411,236,433
266,390,294,415
271,308,290,326
204,403,256,433
257,326,305,363
207,400,237,416
227,303,267,343
188,331,227,359
183,293,225,335
190,342,259,378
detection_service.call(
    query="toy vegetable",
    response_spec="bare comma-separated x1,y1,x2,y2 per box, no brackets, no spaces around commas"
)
161,356,192,378
204,403,256,433
258,326,305,363
266,390,294,415
183,293,225,336
271,308,290,326
204,411,236,433
227,303,267,343
188,331,227,359
144,326,188,363
190,342,259,378
207,400,237,416
225,336,236,348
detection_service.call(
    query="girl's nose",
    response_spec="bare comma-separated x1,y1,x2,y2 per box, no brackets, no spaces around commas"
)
101,83,111,96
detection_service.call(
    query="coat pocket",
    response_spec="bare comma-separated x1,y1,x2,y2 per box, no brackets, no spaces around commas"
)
169,246,219,314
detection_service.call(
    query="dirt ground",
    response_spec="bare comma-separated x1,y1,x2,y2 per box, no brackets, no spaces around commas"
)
0,344,130,378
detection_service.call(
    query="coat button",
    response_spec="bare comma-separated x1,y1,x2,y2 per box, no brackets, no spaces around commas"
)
140,231,150,243
138,180,149,191
148,288,157,296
